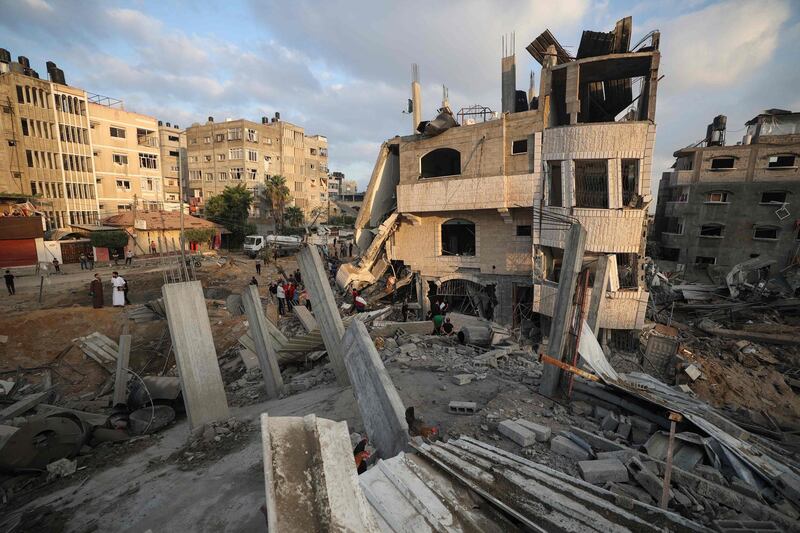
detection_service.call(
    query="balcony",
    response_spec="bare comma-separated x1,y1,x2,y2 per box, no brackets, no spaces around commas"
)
397,173,535,213
535,206,645,253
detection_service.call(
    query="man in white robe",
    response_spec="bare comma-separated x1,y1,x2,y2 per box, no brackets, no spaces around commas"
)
111,272,126,307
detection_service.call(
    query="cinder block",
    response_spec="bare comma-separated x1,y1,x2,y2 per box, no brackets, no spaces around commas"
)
498,420,536,447
448,401,477,415
515,418,552,442
451,374,474,386
601,412,619,432
550,435,590,460
578,458,629,484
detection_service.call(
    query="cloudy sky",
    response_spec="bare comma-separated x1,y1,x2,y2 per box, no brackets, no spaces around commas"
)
2,0,799,193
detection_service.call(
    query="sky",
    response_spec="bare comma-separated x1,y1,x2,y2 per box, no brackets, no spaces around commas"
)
2,0,799,194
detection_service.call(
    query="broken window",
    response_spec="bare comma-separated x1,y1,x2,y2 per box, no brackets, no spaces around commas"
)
20,118,29,136
753,226,778,240
110,126,126,139
421,148,460,178
695,256,716,265
710,157,734,170
511,140,527,155
547,161,563,207
441,219,475,256
705,191,729,203
574,160,608,208
664,217,684,235
621,159,639,206
660,247,680,261
669,186,688,202
515,225,532,237
768,155,796,168
760,191,787,204
699,224,724,237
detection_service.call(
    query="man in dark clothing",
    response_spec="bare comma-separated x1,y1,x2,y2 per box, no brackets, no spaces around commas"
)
255,259,262,276
294,268,301,284
4,270,15,295
87,251,95,270
52,258,61,273
89,274,103,308
442,317,455,336
250,277,258,286
348,243,353,257
401,297,408,322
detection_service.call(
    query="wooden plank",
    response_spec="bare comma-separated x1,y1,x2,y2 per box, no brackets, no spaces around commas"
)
112,330,132,406
0,392,48,421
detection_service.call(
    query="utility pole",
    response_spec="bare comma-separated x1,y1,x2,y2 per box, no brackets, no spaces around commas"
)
539,222,587,397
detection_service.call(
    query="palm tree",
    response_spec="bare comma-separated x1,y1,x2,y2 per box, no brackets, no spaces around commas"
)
285,205,304,228
264,175,291,230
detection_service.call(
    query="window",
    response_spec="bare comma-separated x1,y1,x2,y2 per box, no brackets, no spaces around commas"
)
247,149,258,162
621,159,639,206
189,138,198,144
110,126,126,138
247,129,258,142
760,191,787,204
139,153,158,169
516,225,532,237
215,133,225,142
204,155,212,162
705,191,729,203
218,172,227,181
116,179,131,190
547,161,563,207
205,173,214,182
217,154,226,161
695,256,716,265
169,135,180,142
144,178,154,191
699,224,724,237
574,160,608,208
168,150,179,157
16,85,24,103
230,168,243,180
710,157,735,170
768,155,795,168
20,118,29,136
295,181,304,192
203,136,211,144
26,150,33,167
247,168,258,180
420,148,461,178
753,226,778,240
227,128,242,141
112,153,128,165
117,204,132,211
441,219,475,256
229,148,243,159
661,247,680,261
664,217,684,235
511,139,527,155
189,170,202,181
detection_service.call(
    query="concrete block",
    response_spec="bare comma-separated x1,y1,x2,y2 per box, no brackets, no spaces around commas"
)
644,431,672,461
596,449,637,462
162,281,229,430
626,456,672,503
242,285,284,399
607,482,655,505
293,305,318,332
694,464,727,486
629,415,656,434
594,405,611,420
615,417,632,441
342,321,408,460
46,458,77,477
498,420,536,447
578,458,629,484
685,364,702,381
515,418,552,442
399,343,417,354
448,401,477,415
451,374,473,386
601,412,619,432
673,443,704,471
550,435,590,460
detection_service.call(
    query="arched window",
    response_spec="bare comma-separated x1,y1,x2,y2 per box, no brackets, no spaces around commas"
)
421,148,460,178
441,219,475,256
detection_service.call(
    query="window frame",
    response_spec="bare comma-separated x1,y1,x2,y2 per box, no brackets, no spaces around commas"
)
710,156,735,170
699,223,725,238
767,154,796,169
760,191,788,205
109,126,126,139
752,226,779,241
704,191,730,204
511,139,528,155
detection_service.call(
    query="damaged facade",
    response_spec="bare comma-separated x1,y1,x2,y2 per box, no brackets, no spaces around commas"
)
349,17,659,333
653,110,800,282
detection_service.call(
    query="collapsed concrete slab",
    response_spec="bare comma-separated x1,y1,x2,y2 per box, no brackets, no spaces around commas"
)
297,244,349,386
241,285,284,399
342,320,408,459
260,413,379,532
112,327,131,406
162,281,229,430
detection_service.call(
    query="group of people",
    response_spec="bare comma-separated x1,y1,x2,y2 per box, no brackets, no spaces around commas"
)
428,298,454,336
250,263,308,317
88,271,129,308
78,252,96,270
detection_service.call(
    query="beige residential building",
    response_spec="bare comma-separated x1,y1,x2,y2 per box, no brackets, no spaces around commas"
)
341,179,358,195
90,101,162,217
185,114,328,221
158,121,185,210
0,52,99,230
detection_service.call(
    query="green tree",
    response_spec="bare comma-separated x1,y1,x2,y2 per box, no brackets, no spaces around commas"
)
184,227,217,247
205,184,254,247
264,175,291,230
90,230,129,249
285,205,305,228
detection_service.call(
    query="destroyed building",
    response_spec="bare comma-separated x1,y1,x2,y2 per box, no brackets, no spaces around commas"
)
653,110,800,282
346,18,659,334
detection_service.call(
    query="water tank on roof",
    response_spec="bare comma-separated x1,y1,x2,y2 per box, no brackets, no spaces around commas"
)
17,56,29,68
0,49,12,63
262,116,269,124
207,116,214,123
274,112,281,120
713,115,727,130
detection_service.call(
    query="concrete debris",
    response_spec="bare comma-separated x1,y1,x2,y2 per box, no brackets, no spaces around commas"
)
579,458,629,484
448,401,477,415
498,420,537,447
46,458,77,478
451,373,474,385
550,435,591,460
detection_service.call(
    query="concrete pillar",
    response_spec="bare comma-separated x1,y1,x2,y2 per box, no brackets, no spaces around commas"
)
241,284,284,399
162,280,229,430
343,320,409,459
539,223,587,397
501,55,516,114
565,62,580,124
411,63,421,134
587,255,613,335
112,326,131,406
261,413,380,532
297,244,349,385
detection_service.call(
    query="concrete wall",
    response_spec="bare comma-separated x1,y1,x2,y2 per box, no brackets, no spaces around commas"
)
533,281,649,330
536,207,647,253
397,173,537,213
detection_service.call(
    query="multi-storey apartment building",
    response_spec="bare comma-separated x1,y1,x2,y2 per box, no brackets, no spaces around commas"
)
328,171,345,198
653,110,800,280
90,100,162,216
185,114,328,221
0,51,99,230
350,18,660,332
341,179,358,195
158,122,185,210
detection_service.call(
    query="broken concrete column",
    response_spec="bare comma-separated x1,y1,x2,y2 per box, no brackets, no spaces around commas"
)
342,320,408,459
162,281,229,430
297,244,349,386
261,413,379,532
112,326,131,406
241,284,284,399
293,305,318,332
586,254,612,335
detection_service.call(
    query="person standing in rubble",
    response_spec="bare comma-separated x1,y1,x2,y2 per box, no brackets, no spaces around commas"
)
294,268,301,284
111,271,126,307
79,252,88,270
285,281,295,310
255,258,262,276
4,270,15,296
52,257,61,274
89,273,103,308
276,282,286,316
268,281,277,304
